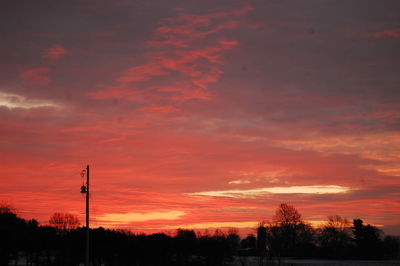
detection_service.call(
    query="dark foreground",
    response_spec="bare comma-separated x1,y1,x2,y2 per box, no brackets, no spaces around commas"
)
9,257,400,266
231,257,400,266
2,207,400,265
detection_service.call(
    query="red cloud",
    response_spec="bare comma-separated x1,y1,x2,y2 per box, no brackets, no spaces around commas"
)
21,67,51,86
138,105,181,115
363,28,400,39
43,45,70,59
90,4,249,103
117,62,167,84
148,6,247,48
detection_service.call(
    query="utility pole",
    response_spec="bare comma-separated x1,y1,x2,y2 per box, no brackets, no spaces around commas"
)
81,165,90,266
85,165,90,266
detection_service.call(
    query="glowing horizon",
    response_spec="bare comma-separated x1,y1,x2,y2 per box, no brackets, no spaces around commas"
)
97,211,186,223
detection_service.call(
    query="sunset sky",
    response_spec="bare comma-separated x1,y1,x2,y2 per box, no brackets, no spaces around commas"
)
1,0,400,235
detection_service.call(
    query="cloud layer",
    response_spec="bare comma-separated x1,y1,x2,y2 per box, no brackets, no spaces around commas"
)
0,0,399,235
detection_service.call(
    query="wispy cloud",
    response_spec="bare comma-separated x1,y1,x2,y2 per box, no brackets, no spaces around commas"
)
0,91,58,109
21,67,51,86
228,179,251,185
43,45,70,59
363,28,400,39
89,4,250,104
188,185,350,198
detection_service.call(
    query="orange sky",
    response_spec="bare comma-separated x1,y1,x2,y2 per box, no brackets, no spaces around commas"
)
1,0,400,236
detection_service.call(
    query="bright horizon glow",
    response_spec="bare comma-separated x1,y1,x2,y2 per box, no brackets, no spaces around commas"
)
160,221,258,230
97,211,186,223
188,185,350,198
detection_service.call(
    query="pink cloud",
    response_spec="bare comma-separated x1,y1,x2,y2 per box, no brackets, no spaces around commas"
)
363,28,400,39
21,67,51,86
43,45,70,59
89,4,247,104
138,105,181,115
147,6,248,48
117,62,167,84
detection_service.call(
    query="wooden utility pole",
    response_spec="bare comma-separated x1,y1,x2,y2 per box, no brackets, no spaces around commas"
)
85,165,90,266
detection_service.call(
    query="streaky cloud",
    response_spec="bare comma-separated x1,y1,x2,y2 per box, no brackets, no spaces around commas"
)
188,185,350,198
0,91,58,109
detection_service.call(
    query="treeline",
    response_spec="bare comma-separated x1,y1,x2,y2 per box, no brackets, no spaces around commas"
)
256,204,400,261
1,204,400,266
1,207,240,266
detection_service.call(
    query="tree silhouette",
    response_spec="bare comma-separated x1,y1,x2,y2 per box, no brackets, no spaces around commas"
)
318,215,352,258
175,229,197,265
226,228,240,256
353,218,383,259
2,203,400,265
272,203,303,226
256,226,267,253
268,203,312,257
49,212,80,232
0,202,15,214
383,235,400,259
326,215,350,230
240,234,256,249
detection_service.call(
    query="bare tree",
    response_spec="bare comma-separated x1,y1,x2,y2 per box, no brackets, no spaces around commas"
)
325,215,350,231
272,203,303,226
49,212,80,232
268,204,312,258
318,215,352,258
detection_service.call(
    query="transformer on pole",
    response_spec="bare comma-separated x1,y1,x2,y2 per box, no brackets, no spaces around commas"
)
81,165,90,266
